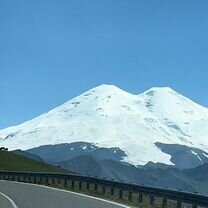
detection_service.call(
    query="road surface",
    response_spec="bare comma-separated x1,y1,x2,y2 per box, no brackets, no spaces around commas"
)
0,191,17,208
0,180,129,208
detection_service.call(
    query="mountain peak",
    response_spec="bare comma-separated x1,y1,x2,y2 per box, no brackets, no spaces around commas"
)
91,84,125,92
145,86,177,94
84,84,132,97
141,87,181,99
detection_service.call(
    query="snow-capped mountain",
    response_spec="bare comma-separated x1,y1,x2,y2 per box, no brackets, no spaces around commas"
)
1,84,208,166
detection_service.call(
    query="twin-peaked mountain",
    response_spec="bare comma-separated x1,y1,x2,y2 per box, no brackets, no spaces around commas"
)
0,84,208,170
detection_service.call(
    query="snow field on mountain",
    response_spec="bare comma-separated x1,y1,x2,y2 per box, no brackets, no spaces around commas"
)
0,84,208,166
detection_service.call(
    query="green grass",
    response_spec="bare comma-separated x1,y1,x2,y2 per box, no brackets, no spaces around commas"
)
0,150,67,173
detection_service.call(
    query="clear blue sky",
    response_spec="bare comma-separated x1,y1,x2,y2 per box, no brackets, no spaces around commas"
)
1,0,208,129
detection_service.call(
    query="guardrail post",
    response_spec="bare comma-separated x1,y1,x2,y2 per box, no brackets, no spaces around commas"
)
150,195,154,206
94,183,98,192
119,190,123,200
32,176,35,183
81,181,87,192
86,182,90,190
128,191,132,202
71,180,75,189
177,200,182,208
162,198,167,208
102,185,106,194
45,177,49,185
110,187,114,196
79,181,82,190
64,178,67,188
138,193,143,204
40,176,43,184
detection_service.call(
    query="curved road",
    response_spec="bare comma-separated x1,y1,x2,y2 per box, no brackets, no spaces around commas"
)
0,191,17,208
0,181,129,208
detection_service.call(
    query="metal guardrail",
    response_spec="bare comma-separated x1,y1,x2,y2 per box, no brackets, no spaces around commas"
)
0,171,207,208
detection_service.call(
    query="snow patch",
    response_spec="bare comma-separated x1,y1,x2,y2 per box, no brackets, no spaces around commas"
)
191,150,202,162
203,153,208,159
82,145,87,150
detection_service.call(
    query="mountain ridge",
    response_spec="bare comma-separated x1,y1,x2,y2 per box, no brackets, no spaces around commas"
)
0,84,208,167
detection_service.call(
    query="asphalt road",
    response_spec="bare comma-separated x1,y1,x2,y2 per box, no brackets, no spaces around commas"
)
0,191,16,208
0,181,129,208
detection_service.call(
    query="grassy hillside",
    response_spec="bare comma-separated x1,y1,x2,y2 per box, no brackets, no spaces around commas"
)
0,150,67,173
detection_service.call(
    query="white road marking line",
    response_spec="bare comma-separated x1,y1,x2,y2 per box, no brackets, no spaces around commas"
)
0,180,130,208
0,191,18,208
